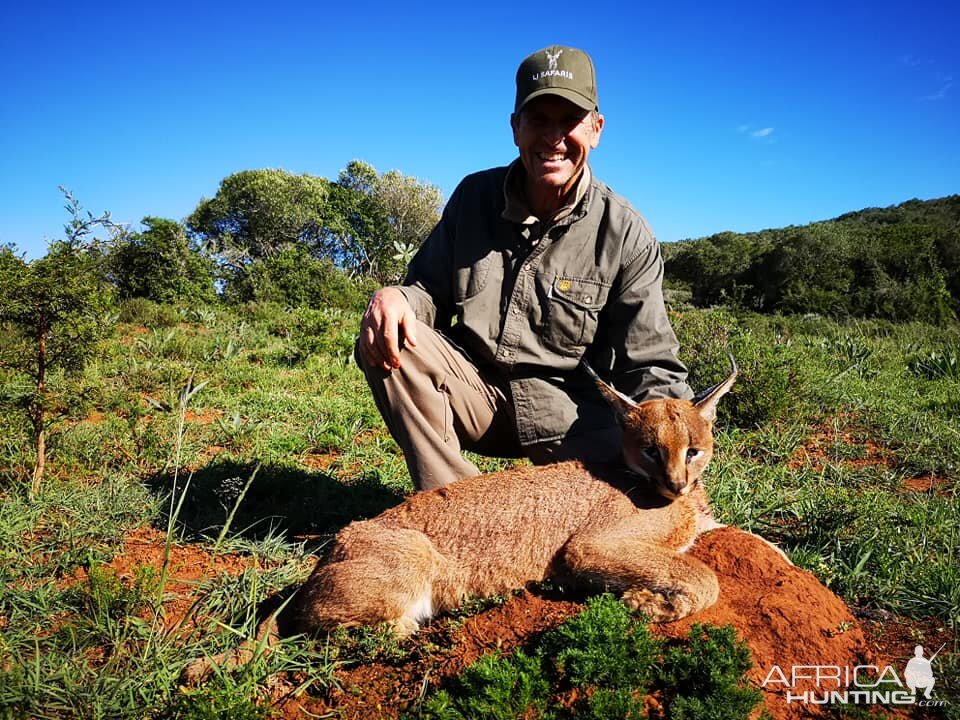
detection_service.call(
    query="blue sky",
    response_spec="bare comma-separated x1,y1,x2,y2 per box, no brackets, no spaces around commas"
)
2,1,957,259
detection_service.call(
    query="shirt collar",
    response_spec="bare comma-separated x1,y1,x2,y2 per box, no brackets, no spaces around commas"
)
501,159,592,226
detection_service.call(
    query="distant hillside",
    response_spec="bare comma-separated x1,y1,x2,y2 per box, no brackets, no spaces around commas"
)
834,195,960,227
663,195,960,323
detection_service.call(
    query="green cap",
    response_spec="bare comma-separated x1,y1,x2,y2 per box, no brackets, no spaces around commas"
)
514,45,598,114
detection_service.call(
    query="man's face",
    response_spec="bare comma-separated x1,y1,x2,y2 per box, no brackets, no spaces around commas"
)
512,95,604,197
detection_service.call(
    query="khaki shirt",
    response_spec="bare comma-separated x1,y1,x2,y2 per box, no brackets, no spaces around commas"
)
396,161,690,446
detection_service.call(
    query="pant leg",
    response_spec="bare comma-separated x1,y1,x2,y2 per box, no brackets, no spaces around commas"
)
356,321,521,491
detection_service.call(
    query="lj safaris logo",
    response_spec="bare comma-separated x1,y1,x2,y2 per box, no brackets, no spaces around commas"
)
761,644,949,708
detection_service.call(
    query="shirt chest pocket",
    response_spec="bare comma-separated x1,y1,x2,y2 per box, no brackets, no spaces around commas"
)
542,275,611,356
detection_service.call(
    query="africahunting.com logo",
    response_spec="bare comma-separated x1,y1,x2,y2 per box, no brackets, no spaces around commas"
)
761,644,949,708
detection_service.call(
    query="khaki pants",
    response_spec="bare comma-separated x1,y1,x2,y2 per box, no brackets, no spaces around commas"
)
356,320,623,491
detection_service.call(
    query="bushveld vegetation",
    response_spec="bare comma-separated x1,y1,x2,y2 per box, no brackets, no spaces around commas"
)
0,189,958,718
664,195,960,323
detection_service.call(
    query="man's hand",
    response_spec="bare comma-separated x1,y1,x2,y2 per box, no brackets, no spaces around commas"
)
359,287,419,371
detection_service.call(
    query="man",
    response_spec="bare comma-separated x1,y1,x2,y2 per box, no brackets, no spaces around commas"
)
357,45,691,491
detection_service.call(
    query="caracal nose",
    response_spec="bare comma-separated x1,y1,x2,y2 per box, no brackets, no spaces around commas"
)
665,466,689,497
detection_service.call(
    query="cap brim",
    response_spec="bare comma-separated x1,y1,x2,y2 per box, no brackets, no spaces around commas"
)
516,87,596,113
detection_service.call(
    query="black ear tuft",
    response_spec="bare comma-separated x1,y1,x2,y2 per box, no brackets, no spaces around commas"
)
693,354,738,423
581,361,638,421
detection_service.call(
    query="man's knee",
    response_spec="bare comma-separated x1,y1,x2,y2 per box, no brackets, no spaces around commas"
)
355,326,440,390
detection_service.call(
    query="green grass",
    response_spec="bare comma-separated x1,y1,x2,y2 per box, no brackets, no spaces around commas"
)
1,299,958,717
671,310,960,625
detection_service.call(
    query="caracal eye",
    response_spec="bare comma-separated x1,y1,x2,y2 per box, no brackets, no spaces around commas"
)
686,448,701,462
642,446,660,462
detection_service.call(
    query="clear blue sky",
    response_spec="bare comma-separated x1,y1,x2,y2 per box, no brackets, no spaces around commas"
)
2,1,957,259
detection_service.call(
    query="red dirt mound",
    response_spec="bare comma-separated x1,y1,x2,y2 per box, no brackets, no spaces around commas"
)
663,527,876,720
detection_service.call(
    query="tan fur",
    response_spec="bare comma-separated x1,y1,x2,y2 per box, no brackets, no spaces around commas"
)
183,361,737,684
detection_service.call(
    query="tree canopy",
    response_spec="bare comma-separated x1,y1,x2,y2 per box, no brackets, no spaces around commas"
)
664,195,960,323
107,217,216,304
187,163,443,297
187,169,334,271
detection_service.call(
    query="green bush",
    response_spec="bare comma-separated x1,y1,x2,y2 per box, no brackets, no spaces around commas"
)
582,688,646,720
117,298,184,327
414,649,548,720
659,624,761,719
539,593,659,691
163,682,270,720
286,307,360,359
64,561,157,624
410,597,760,720
223,247,375,310
107,218,217,305
673,309,811,428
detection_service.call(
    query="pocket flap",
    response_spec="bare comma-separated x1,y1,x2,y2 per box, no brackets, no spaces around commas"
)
551,276,607,309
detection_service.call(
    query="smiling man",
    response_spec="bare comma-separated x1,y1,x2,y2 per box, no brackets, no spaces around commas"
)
356,45,691,490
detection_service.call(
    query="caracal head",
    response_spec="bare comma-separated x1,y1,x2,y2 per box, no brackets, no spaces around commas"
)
587,356,737,500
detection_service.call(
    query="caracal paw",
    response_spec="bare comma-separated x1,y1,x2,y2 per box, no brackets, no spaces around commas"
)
622,587,694,623
387,616,420,638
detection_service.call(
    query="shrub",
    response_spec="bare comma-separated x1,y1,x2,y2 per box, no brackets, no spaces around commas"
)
659,624,761,720
224,247,375,311
539,593,659,691
117,298,184,327
65,562,158,623
410,597,760,720
415,650,548,720
107,218,217,304
164,682,271,720
673,309,811,428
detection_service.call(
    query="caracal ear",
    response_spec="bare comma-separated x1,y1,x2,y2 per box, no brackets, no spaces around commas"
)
582,362,637,421
692,354,738,423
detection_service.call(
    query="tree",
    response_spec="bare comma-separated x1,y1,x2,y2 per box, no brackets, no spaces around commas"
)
665,231,771,308
329,160,442,283
190,164,445,295
326,161,392,279
374,169,443,282
226,245,375,309
748,225,854,316
107,217,216,303
663,195,960,323
0,190,115,497
186,169,334,276
934,228,960,315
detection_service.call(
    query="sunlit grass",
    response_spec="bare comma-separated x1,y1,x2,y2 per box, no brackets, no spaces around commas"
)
0,300,958,717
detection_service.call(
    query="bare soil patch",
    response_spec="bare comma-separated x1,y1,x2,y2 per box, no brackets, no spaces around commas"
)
300,450,340,471
902,474,955,496
788,420,896,471
64,526,262,631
